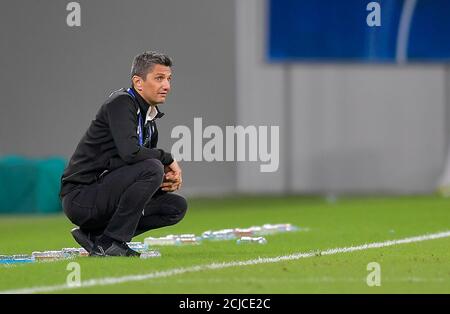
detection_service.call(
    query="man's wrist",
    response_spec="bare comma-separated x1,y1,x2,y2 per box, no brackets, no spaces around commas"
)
158,149,174,165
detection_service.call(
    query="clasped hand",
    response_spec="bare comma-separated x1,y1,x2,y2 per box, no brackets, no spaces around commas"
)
161,160,182,192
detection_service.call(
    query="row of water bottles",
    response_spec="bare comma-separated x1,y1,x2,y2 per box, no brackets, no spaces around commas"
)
0,247,89,264
143,223,300,246
0,244,162,263
202,223,299,240
1,223,300,263
144,234,200,246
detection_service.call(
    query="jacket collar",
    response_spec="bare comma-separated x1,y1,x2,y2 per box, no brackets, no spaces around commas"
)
130,86,165,120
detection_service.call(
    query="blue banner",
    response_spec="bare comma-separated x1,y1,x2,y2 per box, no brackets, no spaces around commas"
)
268,0,450,62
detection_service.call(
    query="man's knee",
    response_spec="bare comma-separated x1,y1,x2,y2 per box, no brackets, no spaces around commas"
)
138,159,164,183
166,194,188,221
174,194,188,216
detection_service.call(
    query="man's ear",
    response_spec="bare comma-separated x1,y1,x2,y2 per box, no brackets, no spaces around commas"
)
132,75,143,91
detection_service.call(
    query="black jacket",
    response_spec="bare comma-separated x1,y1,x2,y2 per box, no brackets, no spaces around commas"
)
60,87,173,198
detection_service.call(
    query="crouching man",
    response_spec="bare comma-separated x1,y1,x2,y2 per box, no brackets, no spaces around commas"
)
60,51,187,257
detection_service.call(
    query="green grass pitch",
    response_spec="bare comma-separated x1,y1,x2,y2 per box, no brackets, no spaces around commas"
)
0,195,449,293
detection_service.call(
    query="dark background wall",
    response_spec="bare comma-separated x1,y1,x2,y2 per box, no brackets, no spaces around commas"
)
0,0,237,195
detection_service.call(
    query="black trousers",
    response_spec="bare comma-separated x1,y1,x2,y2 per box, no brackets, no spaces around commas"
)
62,159,188,242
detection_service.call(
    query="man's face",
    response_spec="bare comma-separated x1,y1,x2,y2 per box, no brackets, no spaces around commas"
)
135,64,172,105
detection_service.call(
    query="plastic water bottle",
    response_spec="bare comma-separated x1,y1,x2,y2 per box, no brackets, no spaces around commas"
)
260,224,280,235
32,251,66,261
260,223,299,234
237,236,267,244
203,229,235,241
249,226,263,235
0,255,11,264
62,248,89,258
211,229,236,241
178,234,196,238
126,242,147,252
233,228,254,237
177,234,201,245
273,223,299,232
140,250,161,259
1,254,35,264
144,236,179,246
78,248,89,256
201,230,213,239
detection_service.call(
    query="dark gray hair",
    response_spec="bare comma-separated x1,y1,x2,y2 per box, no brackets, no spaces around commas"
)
130,51,173,80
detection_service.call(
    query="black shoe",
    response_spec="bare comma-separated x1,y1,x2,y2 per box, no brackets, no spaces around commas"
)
90,241,141,257
71,227,95,253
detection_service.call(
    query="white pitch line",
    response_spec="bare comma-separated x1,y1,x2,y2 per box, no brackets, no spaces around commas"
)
1,231,449,294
